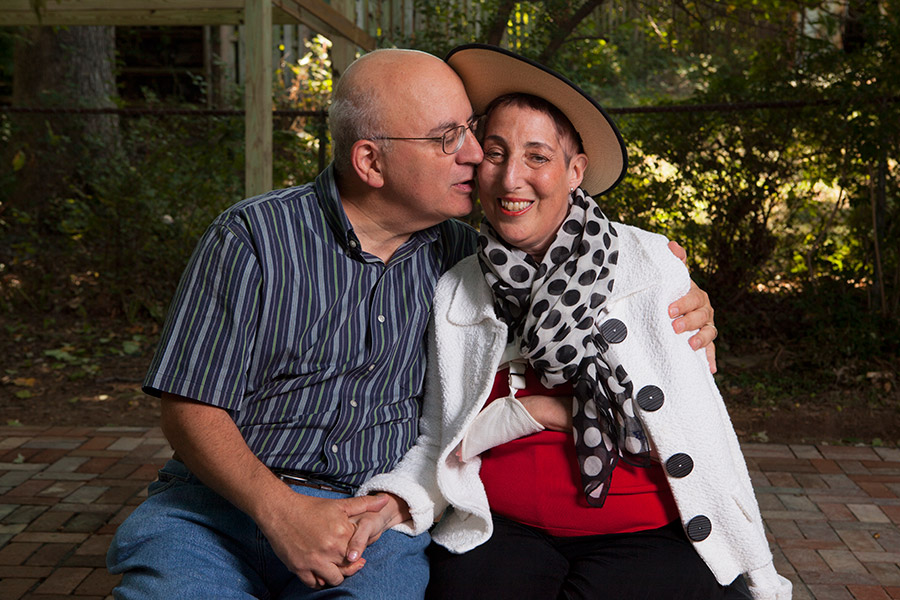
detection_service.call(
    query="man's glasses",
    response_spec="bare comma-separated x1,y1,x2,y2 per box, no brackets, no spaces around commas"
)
370,118,480,155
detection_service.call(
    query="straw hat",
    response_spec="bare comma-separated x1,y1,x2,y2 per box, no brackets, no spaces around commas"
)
445,44,627,196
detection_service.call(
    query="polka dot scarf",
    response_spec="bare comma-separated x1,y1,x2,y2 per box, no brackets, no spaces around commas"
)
478,188,651,507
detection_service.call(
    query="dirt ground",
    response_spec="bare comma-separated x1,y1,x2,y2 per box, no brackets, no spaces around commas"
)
2,315,899,448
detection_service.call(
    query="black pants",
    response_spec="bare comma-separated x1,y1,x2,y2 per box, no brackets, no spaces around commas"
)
427,516,746,600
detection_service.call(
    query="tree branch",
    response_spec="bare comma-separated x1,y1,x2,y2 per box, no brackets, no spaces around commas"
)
537,0,606,64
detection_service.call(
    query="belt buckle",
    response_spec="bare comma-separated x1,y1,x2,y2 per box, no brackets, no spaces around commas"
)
274,470,350,494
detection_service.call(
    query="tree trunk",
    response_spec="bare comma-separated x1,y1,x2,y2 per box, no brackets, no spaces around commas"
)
485,0,518,46
870,156,888,316
9,26,119,227
842,0,876,53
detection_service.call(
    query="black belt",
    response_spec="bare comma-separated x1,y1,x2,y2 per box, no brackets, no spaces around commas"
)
271,469,357,495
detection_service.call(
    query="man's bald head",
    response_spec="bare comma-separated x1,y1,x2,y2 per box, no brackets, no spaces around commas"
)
329,49,467,177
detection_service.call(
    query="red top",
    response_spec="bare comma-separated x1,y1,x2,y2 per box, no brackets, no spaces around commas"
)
479,366,679,537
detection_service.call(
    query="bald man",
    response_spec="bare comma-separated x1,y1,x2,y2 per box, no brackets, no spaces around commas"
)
107,49,716,599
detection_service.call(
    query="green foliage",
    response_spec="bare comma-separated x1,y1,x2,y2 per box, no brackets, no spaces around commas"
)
610,81,819,300
1,111,242,319
1,32,332,322
1,111,323,322
792,13,900,314
3,2,898,387
391,0,485,55
392,0,900,382
273,35,333,188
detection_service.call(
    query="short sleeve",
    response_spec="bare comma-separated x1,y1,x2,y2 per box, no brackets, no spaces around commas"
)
143,218,262,412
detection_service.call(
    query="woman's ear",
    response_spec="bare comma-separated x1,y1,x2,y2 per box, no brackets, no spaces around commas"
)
351,139,385,188
568,153,588,190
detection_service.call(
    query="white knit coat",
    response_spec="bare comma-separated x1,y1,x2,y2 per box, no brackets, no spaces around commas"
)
359,224,792,600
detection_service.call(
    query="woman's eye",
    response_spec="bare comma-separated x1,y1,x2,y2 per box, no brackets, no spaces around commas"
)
527,154,549,164
484,150,505,162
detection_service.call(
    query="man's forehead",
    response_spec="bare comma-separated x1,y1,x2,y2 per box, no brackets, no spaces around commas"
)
382,77,473,133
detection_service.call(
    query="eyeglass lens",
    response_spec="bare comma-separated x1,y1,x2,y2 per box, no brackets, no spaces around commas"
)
442,125,467,154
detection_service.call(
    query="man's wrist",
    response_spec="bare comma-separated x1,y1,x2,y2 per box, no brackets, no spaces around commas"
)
247,472,305,530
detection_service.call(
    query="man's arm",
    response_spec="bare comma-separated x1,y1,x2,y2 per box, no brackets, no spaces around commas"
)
160,393,387,588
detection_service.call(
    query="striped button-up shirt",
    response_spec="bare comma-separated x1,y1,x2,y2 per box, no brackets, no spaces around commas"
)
144,165,477,486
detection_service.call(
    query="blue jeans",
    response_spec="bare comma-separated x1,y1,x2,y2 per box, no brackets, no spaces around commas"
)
107,460,430,599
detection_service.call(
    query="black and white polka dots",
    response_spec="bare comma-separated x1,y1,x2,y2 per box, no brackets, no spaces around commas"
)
478,187,652,507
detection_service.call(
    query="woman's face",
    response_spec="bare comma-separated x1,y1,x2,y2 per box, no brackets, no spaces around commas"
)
477,104,587,259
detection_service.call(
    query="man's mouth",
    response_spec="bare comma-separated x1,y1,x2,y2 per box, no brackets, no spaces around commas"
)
453,179,475,192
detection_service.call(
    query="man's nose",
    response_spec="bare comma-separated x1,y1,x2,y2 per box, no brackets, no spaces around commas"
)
457,127,484,164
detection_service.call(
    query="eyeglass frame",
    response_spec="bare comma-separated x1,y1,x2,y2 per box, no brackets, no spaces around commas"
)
368,117,481,155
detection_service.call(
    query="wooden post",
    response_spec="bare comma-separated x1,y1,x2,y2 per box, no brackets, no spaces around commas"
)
245,0,272,197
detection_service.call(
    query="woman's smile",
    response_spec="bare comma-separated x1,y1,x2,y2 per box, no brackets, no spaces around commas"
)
497,198,535,215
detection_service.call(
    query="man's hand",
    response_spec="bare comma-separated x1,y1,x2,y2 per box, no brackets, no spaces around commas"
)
345,493,411,565
257,491,389,589
159,394,390,590
667,241,718,373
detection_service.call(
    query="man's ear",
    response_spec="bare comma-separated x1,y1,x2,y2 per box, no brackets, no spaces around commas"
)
351,140,385,189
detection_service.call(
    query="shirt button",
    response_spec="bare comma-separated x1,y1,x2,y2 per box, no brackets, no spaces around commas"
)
348,239,358,248
331,444,339,453
368,364,376,372
350,399,358,408
377,314,386,323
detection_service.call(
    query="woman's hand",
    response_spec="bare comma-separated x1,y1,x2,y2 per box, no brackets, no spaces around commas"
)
345,493,411,564
519,395,572,432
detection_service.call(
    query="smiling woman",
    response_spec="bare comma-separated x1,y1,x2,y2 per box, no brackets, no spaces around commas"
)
354,44,790,600
478,97,587,259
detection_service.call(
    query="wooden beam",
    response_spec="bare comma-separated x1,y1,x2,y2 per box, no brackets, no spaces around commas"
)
0,10,245,26
0,1,376,49
4,0,242,7
0,8,337,26
245,0,272,196
0,1,240,25
278,0,376,51
271,1,345,44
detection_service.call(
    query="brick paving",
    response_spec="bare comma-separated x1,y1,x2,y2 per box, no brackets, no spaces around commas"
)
0,427,899,599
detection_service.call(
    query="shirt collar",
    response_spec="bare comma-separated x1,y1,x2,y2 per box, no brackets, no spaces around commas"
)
315,163,362,253
314,163,442,258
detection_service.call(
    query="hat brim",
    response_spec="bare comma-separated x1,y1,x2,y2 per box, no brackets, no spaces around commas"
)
445,44,627,196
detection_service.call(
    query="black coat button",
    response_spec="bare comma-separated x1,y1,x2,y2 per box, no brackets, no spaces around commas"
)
599,319,627,344
686,516,712,541
636,385,664,411
666,453,694,478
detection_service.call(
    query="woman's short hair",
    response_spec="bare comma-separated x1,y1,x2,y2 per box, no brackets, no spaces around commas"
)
482,93,585,164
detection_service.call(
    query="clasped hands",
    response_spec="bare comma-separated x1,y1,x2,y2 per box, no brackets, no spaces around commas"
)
272,491,409,589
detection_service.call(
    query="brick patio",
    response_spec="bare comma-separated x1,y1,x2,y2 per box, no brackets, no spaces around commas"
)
1,426,899,599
